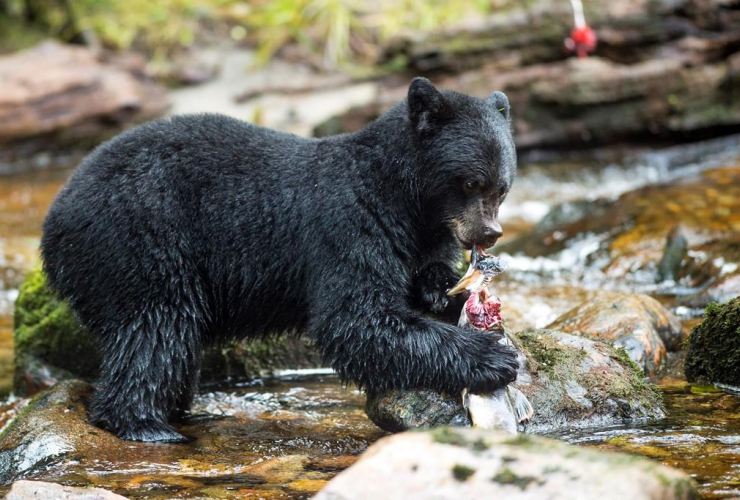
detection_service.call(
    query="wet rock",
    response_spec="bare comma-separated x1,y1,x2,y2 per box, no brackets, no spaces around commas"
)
546,291,683,375
0,41,169,173
5,480,125,500
677,233,740,308
0,376,381,496
13,269,323,396
516,330,664,433
0,381,106,485
366,328,664,434
658,225,690,282
365,390,471,433
314,428,697,500
685,297,740,387
245,455,308,484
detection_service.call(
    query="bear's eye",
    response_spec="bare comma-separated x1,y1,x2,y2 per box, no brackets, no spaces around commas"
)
464,180,486,193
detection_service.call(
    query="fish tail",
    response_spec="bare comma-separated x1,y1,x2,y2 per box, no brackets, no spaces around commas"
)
506,386,534,424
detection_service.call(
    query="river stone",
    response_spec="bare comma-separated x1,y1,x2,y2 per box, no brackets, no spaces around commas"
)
5,480,126,500
13,268,323,396
0,381,106,485
0,41,169,173
677,233,740,308
365,329,664,434
365,390,471,433
314,428,698,500
546,291,683,376
685,297,740,387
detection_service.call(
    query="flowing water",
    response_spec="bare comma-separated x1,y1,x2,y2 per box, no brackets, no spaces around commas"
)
1,135,740,497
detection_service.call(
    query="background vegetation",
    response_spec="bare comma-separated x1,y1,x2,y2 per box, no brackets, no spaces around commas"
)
0,0,501,67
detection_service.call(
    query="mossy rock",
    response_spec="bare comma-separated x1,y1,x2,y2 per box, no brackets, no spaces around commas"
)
684,298,740,387
13,268,99,396
365,328,664,434
13,268,324,396
516,329,664,433
315,428,698,500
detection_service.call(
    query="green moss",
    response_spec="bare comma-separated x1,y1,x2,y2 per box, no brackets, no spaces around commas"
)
504,434,535,447
611,347,644,376
452,464,476,482
685,298,740,385
13,268,100,381
491,466,537,490
431,427,468,447
517,330,586,378
587,346,662,411
471,438,490,452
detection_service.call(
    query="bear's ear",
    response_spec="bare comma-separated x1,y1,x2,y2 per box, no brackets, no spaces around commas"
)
487,91,510,121
407,77,446,133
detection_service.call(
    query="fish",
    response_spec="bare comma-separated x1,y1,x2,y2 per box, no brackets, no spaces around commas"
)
448,246,534,433
447,246,507,297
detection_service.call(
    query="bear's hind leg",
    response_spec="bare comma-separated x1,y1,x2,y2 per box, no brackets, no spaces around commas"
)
170,364,201,423
90,306,202,443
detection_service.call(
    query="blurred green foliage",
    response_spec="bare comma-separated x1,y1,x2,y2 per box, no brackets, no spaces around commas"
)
0,0,496,68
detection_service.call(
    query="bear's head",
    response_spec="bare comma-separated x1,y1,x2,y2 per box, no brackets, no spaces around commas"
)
407,77,516,250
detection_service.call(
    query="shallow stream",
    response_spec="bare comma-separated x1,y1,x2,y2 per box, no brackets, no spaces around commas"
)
1,134,740,497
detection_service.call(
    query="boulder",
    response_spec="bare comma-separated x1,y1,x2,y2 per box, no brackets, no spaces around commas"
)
685,297,740,387
314,428,698,500
13,268,324,396
366,328,664,434
0,41,169,173
5,481,125,500
546,291,683,376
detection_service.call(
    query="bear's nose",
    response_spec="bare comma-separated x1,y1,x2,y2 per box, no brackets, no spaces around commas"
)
483,221,503,240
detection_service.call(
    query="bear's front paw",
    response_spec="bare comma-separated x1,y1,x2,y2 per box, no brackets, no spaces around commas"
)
467,338,519,393
415,262,463,316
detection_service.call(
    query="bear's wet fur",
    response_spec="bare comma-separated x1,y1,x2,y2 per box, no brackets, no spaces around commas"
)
41,78,519,442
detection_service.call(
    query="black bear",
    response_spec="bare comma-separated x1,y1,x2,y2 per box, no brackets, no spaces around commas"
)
41,77,519,442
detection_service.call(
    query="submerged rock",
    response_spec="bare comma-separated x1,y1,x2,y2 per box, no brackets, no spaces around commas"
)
685,298,740,387
314,428,698,500
366,328,664,434
546,291,683,376
5,480,125,500
13,268,324,396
